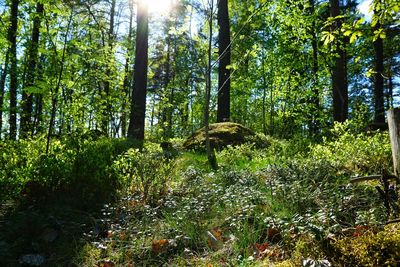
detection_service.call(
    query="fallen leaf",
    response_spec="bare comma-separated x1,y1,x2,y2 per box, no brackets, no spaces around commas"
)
107,230,113,238
211,227,223,241
207,231,222,250
97,260,115,267
267,228,281,241
255,242,269,252
152,239,169,254
253,242,270,259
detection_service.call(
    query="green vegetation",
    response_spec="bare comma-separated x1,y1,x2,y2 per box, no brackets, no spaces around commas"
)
0,0,399,266
1,123,398,266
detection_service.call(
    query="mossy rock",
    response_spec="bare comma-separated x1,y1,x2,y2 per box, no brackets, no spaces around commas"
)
183,122,256,151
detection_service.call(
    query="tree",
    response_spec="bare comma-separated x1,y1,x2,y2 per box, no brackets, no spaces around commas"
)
330,0,348,122
101,0,116,134
121,2,135,138
128,0,149,144
205,0,218,170
7,0,19,140
217,0,231,122
0,54,9,139
20,2,44,138
372,0,385,123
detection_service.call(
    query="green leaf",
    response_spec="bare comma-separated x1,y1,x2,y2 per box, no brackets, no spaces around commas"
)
343,30,352,37
349,33,358,43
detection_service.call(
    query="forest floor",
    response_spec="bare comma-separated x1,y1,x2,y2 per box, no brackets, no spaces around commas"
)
1,128,400,266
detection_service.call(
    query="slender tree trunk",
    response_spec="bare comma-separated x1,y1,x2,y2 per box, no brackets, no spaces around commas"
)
205,0,218,170
101,0,116,134
309,0,320,136
261,33,267,135
8,0,19,140
21,2,44,138
32,55,45,136
330,0,348,122
46,7,73,153
121,3,134,138
0,54,9,140
373,0,385,123
128,0,149,144
162,34,172,140
388,72,393,109
217,0,231,122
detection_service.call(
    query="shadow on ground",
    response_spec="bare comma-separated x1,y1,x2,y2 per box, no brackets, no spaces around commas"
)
0,193,115,266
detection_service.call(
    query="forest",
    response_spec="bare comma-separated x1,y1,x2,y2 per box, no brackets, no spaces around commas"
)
0,0,400,266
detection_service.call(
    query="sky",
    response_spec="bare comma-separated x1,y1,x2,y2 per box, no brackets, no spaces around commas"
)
358,0,373,20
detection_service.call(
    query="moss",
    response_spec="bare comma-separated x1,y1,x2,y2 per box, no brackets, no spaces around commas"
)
183,122,256,151
332,223,400,266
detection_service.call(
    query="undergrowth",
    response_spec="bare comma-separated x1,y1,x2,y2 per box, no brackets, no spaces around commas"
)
1,122,399,266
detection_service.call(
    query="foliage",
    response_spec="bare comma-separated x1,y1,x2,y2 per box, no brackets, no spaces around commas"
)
112,146,176,204
309,122,392,175
333,223,400,266
0,136,133,203
1,124,398,265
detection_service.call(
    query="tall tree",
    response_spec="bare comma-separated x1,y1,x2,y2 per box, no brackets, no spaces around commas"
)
121,2,134,138
308,0,320,136
20,2,44,138
0,54,9,139
373,0,385,123
330,0,348,122
46,4,74,153
8,0,19,140
217,0,231,122
128,0,149,143
101,0,116,134
205,0,218,170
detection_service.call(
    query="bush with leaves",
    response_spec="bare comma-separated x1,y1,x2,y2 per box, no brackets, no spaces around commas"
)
0,138,45,201
332,223,400,266
112,147,175,204
0,137,133,203
310,122,392,176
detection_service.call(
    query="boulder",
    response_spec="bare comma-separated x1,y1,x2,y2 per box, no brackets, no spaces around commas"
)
183,122,255,151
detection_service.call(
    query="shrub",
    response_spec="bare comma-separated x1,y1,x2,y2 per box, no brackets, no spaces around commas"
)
0,138,45,200
332,223,400,266
309,122,392,176
112,147,175,204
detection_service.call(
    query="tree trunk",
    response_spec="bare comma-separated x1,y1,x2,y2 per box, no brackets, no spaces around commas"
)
101,0,116,134
162,34,172,140
330,0,348,122
388,109,400,182
205,0,218,170
309,0,320,136
8,0,19,140
261,31,267,135
0,54,9,140
20,2,44,138
128,0,149,144
121,4,134,138
32,55,45,136
46,7,73,153
373,1,385,123
217,0,231,122
388,73,393,109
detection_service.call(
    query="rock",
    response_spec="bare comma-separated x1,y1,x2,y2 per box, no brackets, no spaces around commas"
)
19,254,45,266
41,227,58,243
302,258,331,267
183,122,256,151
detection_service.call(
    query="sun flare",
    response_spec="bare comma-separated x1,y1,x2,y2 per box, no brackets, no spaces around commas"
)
142,0,175,15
